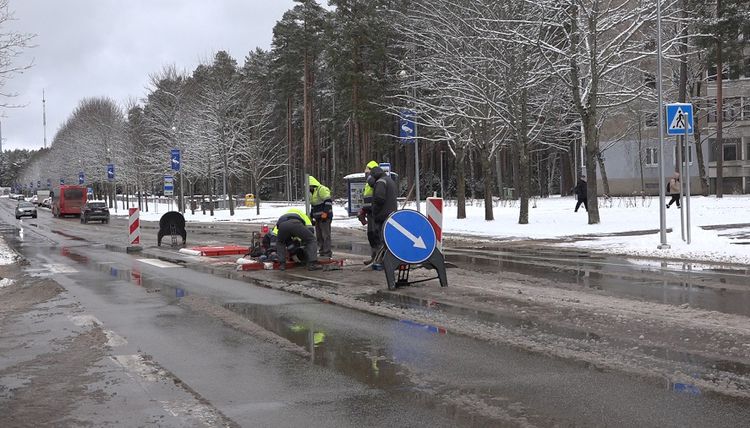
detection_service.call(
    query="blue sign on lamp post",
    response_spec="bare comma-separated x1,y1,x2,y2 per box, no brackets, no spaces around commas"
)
107,164,115,181
60,178,64,185
170,148,181,171
79,172,85,185
399,110,416,144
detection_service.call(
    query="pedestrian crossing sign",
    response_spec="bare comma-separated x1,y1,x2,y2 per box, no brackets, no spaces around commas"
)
665,103,693,136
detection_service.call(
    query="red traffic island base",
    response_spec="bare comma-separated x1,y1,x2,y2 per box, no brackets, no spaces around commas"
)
236,257,344,271
179,245,249,257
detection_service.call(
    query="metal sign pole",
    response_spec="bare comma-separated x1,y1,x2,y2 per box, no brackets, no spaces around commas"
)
680,132,686,242
684,114,691,244
656,0,669,249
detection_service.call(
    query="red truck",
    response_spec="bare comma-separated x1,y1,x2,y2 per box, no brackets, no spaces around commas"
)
52,185,87,218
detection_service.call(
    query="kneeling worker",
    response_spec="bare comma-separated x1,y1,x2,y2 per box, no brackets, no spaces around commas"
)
274,208,323,271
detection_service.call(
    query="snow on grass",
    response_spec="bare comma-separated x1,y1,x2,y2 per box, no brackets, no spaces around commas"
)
113,195,750,263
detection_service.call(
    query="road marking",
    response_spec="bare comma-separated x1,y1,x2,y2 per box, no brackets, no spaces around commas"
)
137,259,181,268
69,314,101,327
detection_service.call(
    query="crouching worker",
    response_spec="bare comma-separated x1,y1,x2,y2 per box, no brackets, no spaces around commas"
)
308,176,333,259
274,208,323,271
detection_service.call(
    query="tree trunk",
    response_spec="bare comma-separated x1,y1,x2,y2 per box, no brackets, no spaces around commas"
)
693,81,710,195
596,151,610,196
583,118,600,224
455,148,466,219
715,23,724,197
518,140,530,224
481,154,494,220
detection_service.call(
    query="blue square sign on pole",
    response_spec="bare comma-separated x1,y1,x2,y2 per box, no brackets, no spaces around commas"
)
665,103,693,136
60,178,64,185
399,110,416,144
107,164,115,181
78,172,85,185
47,178,51,188
170,148,181,171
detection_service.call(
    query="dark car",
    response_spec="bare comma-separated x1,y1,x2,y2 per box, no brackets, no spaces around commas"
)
15,201,37,219
81,201,109,224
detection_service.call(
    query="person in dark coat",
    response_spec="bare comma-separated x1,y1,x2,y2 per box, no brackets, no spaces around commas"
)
274,208,323,271
572,176,588,212
371,166,398,241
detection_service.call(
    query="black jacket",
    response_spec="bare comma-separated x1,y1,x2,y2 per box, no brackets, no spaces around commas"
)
573,179,587,199
371,167,397,223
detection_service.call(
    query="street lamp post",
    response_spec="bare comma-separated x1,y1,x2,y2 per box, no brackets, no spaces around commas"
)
656,0,669,249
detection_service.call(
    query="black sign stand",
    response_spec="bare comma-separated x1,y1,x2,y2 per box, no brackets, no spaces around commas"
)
382,247,448,291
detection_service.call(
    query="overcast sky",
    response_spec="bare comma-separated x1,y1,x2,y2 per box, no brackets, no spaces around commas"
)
1,0,298,151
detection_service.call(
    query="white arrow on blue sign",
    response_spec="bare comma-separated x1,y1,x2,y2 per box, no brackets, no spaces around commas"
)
665,103,693,136
399,110,416,144
107,164,115,181
170,148,181,171
79,172,85,185
383,210,436,264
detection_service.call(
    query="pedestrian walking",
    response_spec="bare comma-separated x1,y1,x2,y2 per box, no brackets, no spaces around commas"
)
666,172,681,209
308,176,333,259
273,208,323,271
572,176,588,212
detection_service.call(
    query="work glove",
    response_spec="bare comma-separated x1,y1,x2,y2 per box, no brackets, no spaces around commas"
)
320,211,329,221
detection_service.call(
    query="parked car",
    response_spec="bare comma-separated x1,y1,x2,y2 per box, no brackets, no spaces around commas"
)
41,197,52,208
15,201,37,219
80,200,109,224
30,195,38,205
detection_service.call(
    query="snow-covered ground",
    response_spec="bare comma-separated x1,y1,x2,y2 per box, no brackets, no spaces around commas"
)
113,195,750,264
0,237,17,266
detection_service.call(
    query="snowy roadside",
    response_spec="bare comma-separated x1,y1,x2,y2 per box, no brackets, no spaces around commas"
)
0,236,18,266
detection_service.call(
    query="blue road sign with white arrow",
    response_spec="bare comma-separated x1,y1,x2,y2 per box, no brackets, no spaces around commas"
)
78,172,85,185
107,164,115,181
665,103,693,136
399,110,415,144
60,178,64,185
383,210,436,264
170,148,181,171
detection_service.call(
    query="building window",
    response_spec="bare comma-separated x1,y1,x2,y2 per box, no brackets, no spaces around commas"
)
645,147,658,166
674,145,693,165
725,97,742,121
724,143,738,161
743,96,750,120
707,99,717,123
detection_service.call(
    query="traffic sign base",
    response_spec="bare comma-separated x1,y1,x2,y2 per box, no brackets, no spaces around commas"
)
383,248,448,291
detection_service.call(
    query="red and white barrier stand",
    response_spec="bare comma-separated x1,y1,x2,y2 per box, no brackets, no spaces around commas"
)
426,197,443,252
127,208,142,253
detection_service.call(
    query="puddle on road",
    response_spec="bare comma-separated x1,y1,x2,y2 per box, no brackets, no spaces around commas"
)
222,301,532,426
444,247,750,317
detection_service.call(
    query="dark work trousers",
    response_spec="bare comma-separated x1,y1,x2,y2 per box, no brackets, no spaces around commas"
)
315,217,332,258
276,220,318,265
575,198,588,212
366,213,381,257
667,194,681,208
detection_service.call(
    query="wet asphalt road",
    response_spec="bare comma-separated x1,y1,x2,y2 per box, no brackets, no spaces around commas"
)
1,200,750,427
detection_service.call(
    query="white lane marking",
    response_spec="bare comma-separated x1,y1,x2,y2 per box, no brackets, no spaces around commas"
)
112,355,226,426
45,263,78,274
137,259,181,268
69,314,101,327
104,330,128,347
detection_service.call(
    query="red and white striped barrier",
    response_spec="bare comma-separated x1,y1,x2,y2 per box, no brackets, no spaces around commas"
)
426,197,443,252
128,208,141,246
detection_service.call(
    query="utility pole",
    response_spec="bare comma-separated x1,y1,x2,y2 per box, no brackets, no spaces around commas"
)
43,89,47,149
656,0,669,249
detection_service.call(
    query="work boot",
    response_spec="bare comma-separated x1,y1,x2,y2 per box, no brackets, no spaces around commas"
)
278,263,286,271
307,262,323,271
